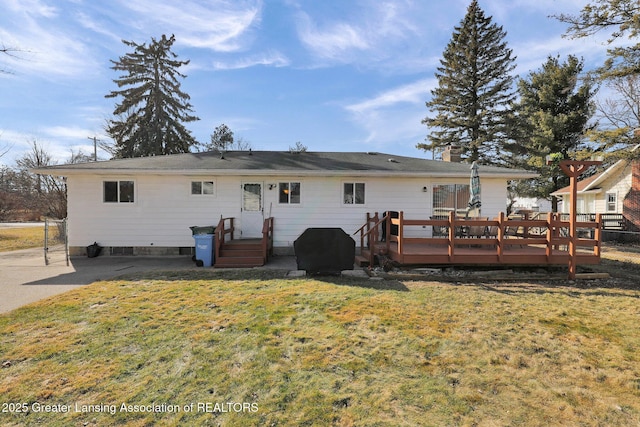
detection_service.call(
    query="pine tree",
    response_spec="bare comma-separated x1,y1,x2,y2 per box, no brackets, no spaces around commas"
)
105,34,199,158
206,124,234,152
419,0,517,164
508,55,596,209
554,0,640,79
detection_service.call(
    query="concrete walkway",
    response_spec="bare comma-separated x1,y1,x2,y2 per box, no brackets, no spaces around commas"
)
0,248,297,314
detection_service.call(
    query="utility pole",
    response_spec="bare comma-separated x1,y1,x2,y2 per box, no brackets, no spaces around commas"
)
87,136,101,161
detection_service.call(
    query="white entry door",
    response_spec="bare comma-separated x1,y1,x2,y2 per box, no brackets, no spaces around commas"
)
241,182,264,238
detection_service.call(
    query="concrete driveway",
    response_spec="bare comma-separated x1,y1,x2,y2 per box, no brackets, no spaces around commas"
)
0,248,194,314
0,247,299,314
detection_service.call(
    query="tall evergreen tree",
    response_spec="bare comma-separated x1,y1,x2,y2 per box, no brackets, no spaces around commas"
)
419,0,517,164
105,34,199,158
508,55,596,210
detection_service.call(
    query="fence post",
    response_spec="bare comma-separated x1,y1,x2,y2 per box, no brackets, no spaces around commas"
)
44,218,49,265
64,218,69,266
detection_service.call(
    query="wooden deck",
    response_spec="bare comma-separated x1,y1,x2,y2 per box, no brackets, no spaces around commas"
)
355,212,602,268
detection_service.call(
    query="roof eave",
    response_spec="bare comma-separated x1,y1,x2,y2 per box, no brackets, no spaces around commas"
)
32,167,536,179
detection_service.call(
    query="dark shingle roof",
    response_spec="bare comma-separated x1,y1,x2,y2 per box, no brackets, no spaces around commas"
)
34,150,535,178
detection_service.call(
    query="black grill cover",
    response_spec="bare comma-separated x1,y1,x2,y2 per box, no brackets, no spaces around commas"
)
294,228,355,274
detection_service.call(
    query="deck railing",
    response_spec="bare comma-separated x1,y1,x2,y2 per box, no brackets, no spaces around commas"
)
355,211,602,267
353,212,391,266
214,217,235,261
262,217,274,263
558,213,626,231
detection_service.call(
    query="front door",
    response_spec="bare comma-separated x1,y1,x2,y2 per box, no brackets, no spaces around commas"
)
241,182,264,238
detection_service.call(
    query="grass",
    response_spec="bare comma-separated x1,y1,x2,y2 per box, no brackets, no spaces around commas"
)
1,270,640,426
0,227,44,252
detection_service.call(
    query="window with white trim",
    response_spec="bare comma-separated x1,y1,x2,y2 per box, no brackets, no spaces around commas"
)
103,180,134,203
606,192,617,212
279,182,301,204
191,180,215,196
343,182,365,205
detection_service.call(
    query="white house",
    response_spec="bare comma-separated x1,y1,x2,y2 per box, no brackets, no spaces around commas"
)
35,150,534,257
551,152,640,231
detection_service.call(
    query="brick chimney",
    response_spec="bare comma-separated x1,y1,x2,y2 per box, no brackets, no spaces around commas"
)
442,144,462,162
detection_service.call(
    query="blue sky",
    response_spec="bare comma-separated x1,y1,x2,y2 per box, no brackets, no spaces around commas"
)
0,0,619,166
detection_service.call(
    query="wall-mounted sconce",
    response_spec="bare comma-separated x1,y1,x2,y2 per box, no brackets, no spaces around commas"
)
422,186,428,193
268,184,276,190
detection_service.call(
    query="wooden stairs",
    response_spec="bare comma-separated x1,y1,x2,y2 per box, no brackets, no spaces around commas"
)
215,239,266,268
213,217,274,268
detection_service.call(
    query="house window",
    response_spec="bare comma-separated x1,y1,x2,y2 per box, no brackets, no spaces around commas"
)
279,182,301,204
344,182,365,205
432,184,470,217
191,181,215,195
606,193,617,212
104,180,134,203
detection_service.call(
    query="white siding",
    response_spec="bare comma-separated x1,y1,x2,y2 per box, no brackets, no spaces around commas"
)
594,164,632,214
67,173,510,249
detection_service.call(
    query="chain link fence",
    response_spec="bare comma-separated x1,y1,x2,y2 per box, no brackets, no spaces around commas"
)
44,218,69,266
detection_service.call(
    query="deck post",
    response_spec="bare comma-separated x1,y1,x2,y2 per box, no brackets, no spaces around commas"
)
497,212,504,261
594,213,602,258
448,211,455,261
365,212,371,249
373,212,379,245
557,159,602,280
385,213,391,254
545,212,553,261
397,211,404,256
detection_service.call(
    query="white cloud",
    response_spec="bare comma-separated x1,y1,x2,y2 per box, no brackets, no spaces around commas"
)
2,0,58,18
0,125,110,166
0,1,99,78
344,78,435,145
212,50,290,70
512,32,620,76
296,12,369,61
43,126,98,140
118,0,262,52
346,78,434,114
294,0,423,66
74,11,122,44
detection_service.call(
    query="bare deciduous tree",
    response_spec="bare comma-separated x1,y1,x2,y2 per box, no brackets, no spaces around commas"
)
588,75,640,158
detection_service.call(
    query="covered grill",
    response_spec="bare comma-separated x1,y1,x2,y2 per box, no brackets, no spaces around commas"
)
294,228,355,274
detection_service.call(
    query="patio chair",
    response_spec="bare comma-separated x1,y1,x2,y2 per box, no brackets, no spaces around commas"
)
487,219,499,237
467,218,488,238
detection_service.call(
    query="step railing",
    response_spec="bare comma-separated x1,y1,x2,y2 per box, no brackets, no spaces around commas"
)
262,217,274,263
214,217,235,262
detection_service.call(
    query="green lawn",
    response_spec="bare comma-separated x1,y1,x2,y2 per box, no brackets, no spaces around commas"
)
1,270,639,426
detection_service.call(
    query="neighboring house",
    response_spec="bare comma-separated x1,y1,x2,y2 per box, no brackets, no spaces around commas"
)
511,197,553,213
35,150,534,256
551,154,640,231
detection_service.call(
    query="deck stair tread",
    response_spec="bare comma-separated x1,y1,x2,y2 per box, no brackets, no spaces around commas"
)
215,239,265,267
